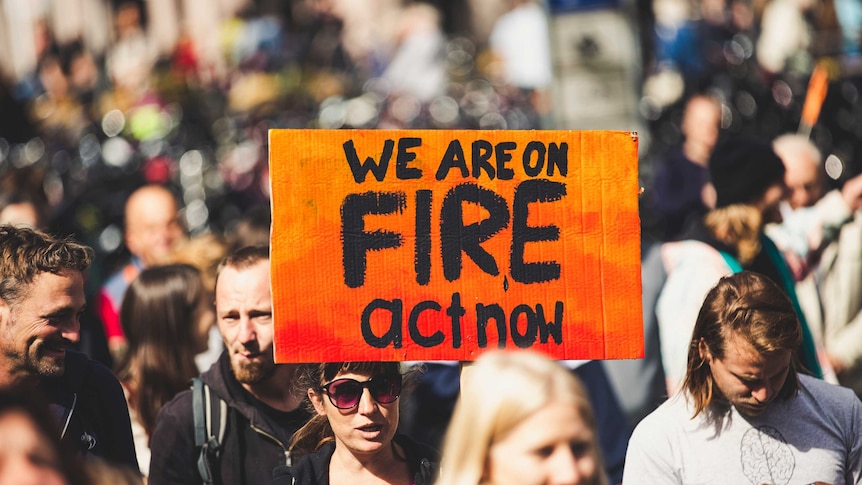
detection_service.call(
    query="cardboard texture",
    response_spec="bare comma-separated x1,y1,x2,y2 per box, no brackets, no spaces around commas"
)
269,130,642,363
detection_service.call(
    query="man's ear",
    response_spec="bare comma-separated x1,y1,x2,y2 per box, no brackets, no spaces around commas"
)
698,338,712,363
308,388,326,416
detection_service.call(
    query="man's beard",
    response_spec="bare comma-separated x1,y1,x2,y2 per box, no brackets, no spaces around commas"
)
232,356,275,384
2,338,67,380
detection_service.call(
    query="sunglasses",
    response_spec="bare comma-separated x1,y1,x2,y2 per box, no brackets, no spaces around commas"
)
320,374,402,409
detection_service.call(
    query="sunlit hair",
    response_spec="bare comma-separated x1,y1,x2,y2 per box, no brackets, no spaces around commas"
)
288,362,403,456
164,233,228,294
116,264,204,439
703,204,762,265
0,225,92,305
682,271,802,418
435,350,606,485
214,245,269,288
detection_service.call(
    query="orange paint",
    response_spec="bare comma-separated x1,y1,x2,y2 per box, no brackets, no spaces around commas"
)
270,130,642,363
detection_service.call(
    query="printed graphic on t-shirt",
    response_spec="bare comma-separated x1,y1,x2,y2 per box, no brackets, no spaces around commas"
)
740,425,794,485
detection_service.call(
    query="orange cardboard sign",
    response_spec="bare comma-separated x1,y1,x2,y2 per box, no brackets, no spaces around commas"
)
270,130,642,363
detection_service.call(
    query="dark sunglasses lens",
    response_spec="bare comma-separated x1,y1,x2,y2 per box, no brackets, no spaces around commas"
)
369,375,401,404
328,380,362,408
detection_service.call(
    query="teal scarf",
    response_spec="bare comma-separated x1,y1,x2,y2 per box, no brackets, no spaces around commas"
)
719,235,823,378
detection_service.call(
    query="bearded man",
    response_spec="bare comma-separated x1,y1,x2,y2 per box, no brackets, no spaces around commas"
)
149,246,309,485
0,225,137,470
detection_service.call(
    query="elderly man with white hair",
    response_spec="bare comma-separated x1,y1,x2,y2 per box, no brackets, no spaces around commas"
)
766,133,862,395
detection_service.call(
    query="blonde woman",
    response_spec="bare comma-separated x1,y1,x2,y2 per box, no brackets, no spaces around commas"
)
436,350,607,485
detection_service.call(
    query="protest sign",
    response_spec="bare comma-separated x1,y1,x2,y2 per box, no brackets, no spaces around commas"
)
270,130,642,362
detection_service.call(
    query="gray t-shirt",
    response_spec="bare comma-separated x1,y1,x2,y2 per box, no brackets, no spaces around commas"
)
624,375,862,484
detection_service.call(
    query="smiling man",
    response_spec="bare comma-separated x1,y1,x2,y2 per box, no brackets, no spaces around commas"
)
0,225,137,470
624,271,862,484
149,246,310,485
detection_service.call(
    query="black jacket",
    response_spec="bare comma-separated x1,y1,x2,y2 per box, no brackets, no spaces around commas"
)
269,434,438,485
41,350,138,470
148,351,310,485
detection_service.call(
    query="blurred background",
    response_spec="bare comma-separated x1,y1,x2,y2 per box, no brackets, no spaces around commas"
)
0,0,860,279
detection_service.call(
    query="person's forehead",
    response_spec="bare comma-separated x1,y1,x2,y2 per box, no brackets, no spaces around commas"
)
216,261,270,292
783,151,820,181
332,370,373,381
19,270,85,305
495,399,590,448
720,331,789,369
0,410,50,450
0,203,40,227
688,98,720,117
126,189,177,221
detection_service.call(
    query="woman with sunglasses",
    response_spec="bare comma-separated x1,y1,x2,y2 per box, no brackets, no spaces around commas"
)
269,362,439,485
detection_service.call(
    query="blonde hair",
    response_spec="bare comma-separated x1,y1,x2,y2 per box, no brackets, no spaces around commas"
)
435,350,606,485
156,232,227,294
703,204,762,265
682,272,801,418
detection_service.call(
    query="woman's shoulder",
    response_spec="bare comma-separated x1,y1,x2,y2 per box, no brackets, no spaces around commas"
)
395,434,439,460
269,442,336,485
393,434,439,485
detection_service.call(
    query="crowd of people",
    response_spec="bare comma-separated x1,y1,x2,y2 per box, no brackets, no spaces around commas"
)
0,220,615,485
2,0,862,484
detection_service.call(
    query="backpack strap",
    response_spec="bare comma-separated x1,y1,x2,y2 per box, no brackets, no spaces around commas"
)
192,378,228,485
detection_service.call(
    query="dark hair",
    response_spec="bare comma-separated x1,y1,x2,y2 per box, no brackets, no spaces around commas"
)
682,271,801,418
116,264,203,439
288,362,403,456
708,136,786,209
0,225,91,305
215,245,269,289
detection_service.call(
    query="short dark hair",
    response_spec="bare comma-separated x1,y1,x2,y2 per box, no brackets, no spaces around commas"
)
0,225,92,305
709,136,786,208
214,245,269,289
682,271,801,417
289,362,403,456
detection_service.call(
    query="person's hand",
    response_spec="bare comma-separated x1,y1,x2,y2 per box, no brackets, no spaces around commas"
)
824,352,847,376
781,249,809,281
701,182,717,209
841,172,862,212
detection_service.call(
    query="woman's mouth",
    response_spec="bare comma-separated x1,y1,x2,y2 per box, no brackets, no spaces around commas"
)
357,424,384,433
